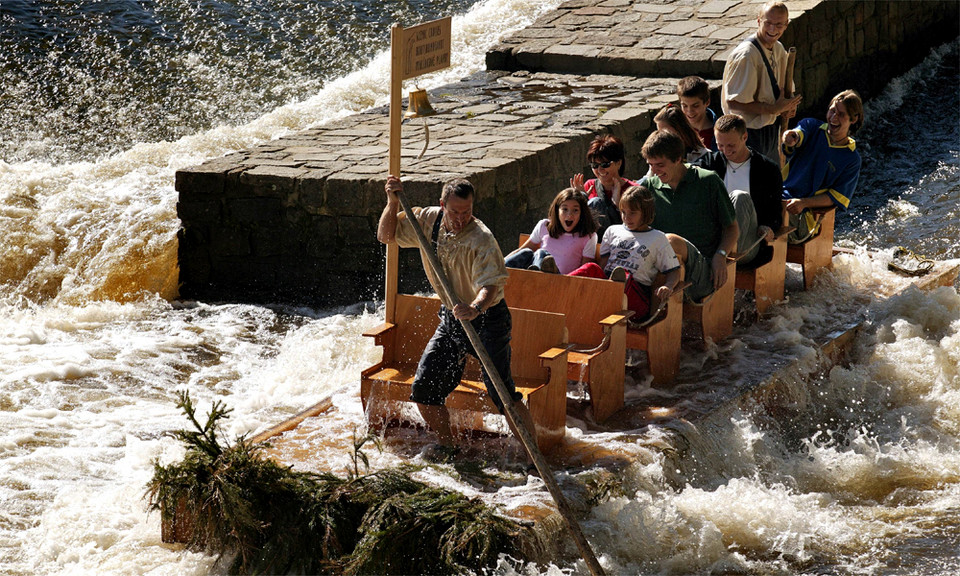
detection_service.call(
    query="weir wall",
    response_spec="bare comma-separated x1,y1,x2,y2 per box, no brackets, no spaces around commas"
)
175,0,958,306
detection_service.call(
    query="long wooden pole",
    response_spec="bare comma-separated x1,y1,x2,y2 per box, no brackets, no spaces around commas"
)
385,23,603,576
779,47,797,169
385,24,403,324
393,191,605,576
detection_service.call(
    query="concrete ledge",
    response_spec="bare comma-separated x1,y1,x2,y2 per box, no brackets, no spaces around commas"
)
488,0,959,112
177,71,695,305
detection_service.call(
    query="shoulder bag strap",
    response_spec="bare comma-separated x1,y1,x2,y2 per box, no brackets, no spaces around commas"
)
748,35,781,100
430,209,444,254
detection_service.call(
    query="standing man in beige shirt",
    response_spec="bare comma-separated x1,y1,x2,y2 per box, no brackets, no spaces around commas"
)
721,0,802,163
377,175,538,462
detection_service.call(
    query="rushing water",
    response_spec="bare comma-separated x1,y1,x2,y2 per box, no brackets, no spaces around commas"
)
0,1,958,574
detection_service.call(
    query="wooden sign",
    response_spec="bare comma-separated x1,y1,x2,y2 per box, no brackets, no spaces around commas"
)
400,17,452,80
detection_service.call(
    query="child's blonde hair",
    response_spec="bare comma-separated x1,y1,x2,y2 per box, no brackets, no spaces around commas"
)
619,185,656,228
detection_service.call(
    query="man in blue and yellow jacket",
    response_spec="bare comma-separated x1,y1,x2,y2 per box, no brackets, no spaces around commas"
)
782,89,864,243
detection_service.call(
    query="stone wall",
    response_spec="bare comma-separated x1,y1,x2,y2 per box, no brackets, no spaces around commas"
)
176,0,959,307
177,73,681,304
488,0,960,116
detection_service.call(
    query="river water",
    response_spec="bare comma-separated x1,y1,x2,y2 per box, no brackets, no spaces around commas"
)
0,1,958,574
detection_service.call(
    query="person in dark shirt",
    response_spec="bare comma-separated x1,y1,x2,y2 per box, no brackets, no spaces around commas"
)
694,113,783,264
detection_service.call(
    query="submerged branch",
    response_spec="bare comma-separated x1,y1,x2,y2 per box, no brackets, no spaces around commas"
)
146,392,527,575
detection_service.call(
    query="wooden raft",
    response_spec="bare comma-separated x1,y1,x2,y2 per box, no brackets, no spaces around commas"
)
361,294,569,452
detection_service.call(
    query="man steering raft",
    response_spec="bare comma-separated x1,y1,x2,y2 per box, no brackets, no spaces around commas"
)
376,175,539,462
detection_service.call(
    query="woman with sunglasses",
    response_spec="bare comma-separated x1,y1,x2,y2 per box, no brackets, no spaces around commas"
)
571,134,636,236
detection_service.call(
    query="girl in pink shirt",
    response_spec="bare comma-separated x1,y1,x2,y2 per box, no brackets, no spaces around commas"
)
505,188,598,274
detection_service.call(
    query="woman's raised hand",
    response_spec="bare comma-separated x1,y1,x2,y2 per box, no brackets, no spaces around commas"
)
570,173,586,192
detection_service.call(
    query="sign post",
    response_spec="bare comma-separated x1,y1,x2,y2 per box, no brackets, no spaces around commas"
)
386,17,451,323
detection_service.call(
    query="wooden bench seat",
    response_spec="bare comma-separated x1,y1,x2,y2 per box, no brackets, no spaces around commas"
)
361,294,569,452
786,204,836,290
504,267,629,422
624,274,685,384
683,258,737,343
736,225,793,315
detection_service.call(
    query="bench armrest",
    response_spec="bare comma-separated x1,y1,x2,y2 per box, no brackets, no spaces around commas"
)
599,312,632,327
539,347,568,362
362,322,396,341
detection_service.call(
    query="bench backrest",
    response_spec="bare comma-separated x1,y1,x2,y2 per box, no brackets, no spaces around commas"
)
392,294,566,381
504,268,624,347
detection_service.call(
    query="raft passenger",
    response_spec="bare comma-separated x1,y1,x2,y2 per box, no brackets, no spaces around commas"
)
505,188,598,274
640,130,739,303
569,185,681,322
781,89,864,243
377,175,538,462
677,76,719,152
570,134,637,237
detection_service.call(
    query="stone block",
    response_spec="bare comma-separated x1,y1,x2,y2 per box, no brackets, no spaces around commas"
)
599,106,646,123
209,256,277,289
490,140,555,153
323,176,380,216
177,252,211,288
338,216,375,246
709,26,751,41
177,225,209,255
698,0,738,16
690,24,721,38
540,44,603,74
632,3,676,14
238,165,307,198
302,216,340,258
636,34,694,51
659,20,709,36
577,33,637,47
662,8,694,22
573,7,616,16
250,226,288,257
486,47,510,71
227,197,283,224
463,155,517,169
210,226,251,257
460,103,501,116
177,200,221,224
175,166,227,202
514,47,546,70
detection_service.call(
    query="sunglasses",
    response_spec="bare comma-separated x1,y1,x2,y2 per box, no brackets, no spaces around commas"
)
589,161,614,169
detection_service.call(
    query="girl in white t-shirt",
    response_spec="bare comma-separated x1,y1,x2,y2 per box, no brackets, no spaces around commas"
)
570,185,681,320
505,188,598,275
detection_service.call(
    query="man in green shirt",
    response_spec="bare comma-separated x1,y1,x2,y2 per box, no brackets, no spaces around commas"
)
639,130,739,302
